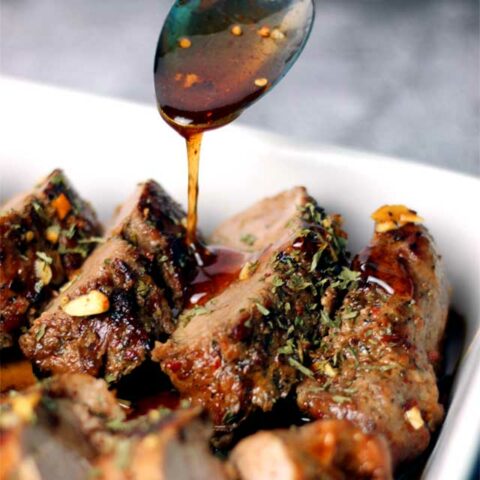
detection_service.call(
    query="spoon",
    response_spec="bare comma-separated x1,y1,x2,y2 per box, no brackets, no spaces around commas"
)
153,0,315,246
154,0,316,135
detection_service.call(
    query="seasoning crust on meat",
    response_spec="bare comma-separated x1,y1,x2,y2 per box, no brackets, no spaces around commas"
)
154,187,350,430
0,170,101,349
20,180,195,382
297,215,449,464
0,174,452,479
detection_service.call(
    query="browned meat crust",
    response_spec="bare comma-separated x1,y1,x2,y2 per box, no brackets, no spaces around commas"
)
153,188,349,431
109,180,196,316
296,223,449,465
0,170,101,348
20,180,195,382
20,238,172,381
230,419,393,480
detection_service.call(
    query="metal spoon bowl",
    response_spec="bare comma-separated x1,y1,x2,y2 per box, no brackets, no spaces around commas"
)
154,0,315,134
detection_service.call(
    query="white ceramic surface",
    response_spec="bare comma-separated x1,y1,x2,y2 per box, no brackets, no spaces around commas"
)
1,76,479,479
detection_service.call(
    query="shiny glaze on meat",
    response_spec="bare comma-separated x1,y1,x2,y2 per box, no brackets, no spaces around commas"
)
297,223,449,465
0,170,101,348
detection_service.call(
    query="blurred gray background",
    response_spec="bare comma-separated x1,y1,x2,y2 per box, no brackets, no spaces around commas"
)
1,0,479,175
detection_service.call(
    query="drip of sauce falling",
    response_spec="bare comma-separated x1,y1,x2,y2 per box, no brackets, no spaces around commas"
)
185,132,202,245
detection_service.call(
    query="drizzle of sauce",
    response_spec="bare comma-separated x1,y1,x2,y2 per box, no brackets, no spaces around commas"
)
355,246,414,297
187,245,247,307
185,132,202,245
154,1,313,302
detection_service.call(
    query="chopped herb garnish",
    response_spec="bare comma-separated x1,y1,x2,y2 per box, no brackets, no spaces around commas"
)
240,233,257,246
64,224,76,239
271,276,284,288
35,324,46,341
334,267,361,289
255,302,270,316
136,280,150,298
342,310,359,320
106,418,130,432
288,357,314,378
79,237,105,244
34,281,44,294
310,247,325,272
332,395,351,404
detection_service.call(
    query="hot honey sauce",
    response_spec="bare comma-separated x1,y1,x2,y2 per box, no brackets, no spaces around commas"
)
154,0,314,304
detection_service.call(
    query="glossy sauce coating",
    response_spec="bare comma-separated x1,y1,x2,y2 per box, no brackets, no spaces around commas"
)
187,245,247,307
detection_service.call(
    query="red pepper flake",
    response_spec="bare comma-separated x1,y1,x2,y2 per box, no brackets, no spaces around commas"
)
51,193,71,220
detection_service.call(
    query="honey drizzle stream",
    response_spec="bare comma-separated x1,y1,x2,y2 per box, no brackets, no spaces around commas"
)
185,132,203,245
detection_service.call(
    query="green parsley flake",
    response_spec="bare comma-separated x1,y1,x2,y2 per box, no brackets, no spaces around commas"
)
332,395,351,404
288,357,314,378
240,233,257,246
35,324,46,341
255,302,270,316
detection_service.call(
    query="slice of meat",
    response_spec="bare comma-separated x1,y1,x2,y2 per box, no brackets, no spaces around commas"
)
296,209,449,465
1,376,227,480
230,419,393,480
153,188,349,431
20,180,195,382
93,408,229,480
109,180,196,316
20,238,172,381
210,187,312,252
0,374,124,480
0,170,102,349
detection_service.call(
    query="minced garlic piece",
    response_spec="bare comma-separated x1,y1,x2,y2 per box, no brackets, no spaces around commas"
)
313,360,337,378
231,25,243,36
239,261,257,281
255,78,268,87
11,392,41,422
404,406,424,430
34,259,52,286
371,205,423,233
271,28,285,40
62,290,110,317
45,225,60,244
257,26,271,37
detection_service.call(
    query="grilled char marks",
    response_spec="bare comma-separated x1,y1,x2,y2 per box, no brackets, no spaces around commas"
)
154,187,350,430
230,419,393,480
296,223,449,465
20,239,172,381
110,180,196,316
0,170,102,348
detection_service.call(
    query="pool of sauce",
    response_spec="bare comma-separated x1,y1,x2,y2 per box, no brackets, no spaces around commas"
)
187,245,247,307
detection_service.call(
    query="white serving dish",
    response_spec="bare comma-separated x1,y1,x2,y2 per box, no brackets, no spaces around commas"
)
0,76,478,479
